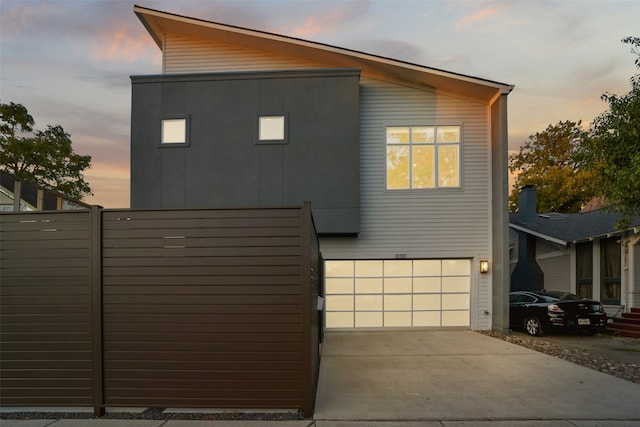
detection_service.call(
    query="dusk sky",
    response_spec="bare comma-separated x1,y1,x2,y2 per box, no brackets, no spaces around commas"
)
1,0,638,208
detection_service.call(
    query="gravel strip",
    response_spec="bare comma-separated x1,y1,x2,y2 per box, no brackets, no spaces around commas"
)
0,408,303,421
479,330,640,384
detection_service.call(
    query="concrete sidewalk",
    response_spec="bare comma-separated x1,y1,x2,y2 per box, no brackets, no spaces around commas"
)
3,421,640,427
2,330,640,426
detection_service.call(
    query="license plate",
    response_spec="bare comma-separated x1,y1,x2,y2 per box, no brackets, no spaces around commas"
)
578,318,590,325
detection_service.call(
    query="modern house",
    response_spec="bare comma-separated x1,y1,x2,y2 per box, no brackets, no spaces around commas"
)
510,185,640,319
0,171,91,212
131,6,514,332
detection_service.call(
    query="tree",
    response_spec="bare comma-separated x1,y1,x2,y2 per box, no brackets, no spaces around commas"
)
580,37,640,228
508,120,595,212
0,101,92,200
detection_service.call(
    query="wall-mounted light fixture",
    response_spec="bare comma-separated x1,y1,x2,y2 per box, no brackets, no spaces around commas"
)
479,260,489,274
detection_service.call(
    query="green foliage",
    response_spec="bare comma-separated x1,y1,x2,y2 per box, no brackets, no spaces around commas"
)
0,101,92,200
580,37,640,229
508,120,595,213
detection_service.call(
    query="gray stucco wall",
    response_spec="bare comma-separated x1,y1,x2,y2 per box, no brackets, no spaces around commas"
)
130,69,360,235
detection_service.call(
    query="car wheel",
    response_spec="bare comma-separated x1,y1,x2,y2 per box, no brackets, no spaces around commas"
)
524,317,545,336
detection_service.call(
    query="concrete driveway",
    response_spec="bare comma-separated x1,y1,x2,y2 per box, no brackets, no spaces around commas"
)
313,330,640,422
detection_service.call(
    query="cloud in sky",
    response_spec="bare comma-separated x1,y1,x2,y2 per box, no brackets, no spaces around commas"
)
1,0,638,208
91,25,157,63
287,1,370,37
453,3,505,31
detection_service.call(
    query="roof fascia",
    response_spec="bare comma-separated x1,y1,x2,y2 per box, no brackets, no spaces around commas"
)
509,223,568,246
571,229,631,245
133,5,514,102
135,7,164,49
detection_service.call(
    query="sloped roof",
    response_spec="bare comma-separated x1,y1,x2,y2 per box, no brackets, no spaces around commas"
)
509,210,640,245
134,5,514,103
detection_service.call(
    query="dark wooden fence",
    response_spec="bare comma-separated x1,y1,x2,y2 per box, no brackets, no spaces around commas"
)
0,205,320,416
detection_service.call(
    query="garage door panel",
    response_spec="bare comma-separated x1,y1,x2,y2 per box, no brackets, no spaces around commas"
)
413,277,441,293
384,311,411,327
355,260,382,277
442,310,469,327
355,278,382,293
413,311,440,327
384,277,411,293
384,294,411,310
383,260,412,276
355,295,382,310
326,295,353,311
326,261,354,277
326,312,353,328
413,260,441,276
443,259,471,276
442,293,469,310
413,294,440,310
442,276,470,293
326,278,353,294
355,312,382,327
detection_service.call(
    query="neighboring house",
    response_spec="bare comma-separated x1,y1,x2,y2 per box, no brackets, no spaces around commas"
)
131,6,514,332
510,185,640,315
0,171,90,212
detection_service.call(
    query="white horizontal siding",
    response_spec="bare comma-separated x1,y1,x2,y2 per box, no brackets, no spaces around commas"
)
321,78,491,260
321,78,493,330
164,33,321,73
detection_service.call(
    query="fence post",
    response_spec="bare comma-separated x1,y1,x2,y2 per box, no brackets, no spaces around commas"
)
90,206,104,416
301,202,313,417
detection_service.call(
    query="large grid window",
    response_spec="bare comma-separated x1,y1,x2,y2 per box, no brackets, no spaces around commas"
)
324,259,470,329
576,241,593,299
600,237,621,305
386,126,460,189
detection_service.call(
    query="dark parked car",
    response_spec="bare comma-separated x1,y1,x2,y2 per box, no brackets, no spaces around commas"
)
509,290,607,336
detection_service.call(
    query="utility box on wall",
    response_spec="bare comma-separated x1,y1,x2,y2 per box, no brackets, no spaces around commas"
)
130,69,361,235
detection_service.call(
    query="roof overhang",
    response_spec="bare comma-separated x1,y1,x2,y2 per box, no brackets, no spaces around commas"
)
510,222,640,246
134,5,514,103
509,223,568,246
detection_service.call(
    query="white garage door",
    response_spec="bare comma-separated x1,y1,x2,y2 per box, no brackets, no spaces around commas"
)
324,259,471,329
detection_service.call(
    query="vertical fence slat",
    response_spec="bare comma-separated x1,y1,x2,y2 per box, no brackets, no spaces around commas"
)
90,206,104,416
301,202,312,417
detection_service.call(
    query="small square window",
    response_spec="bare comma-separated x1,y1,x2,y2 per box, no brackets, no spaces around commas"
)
161,118,187,144
259,116,285,141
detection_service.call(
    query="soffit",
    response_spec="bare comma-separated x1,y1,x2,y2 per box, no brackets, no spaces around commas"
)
135,6,514,103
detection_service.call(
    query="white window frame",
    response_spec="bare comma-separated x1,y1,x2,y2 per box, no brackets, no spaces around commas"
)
257,113,288,144
385,125,461,190
161,117,189,146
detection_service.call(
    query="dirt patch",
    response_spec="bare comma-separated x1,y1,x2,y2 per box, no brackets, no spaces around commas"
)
480,330,640,384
